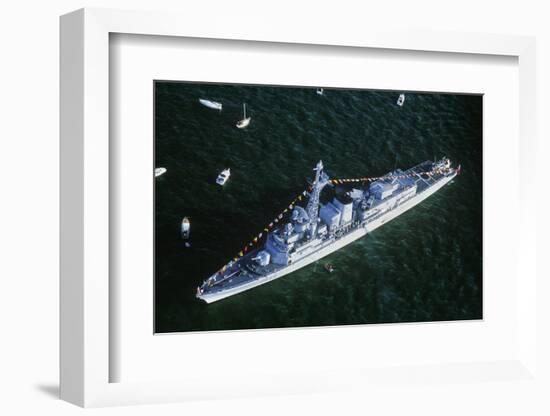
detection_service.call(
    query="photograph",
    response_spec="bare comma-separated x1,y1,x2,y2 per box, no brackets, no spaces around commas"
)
154,81,483,333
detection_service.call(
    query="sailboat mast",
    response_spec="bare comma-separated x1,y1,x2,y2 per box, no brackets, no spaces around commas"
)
243,103,246,119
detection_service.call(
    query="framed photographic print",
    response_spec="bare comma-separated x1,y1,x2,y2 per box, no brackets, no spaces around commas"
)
60,7,538,408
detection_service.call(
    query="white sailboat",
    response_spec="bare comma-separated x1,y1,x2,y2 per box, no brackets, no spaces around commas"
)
155,167,167,177
199,98,222,111
236,103,251,129
397,93,405,107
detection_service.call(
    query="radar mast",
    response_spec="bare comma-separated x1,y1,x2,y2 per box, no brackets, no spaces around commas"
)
306,160,330,238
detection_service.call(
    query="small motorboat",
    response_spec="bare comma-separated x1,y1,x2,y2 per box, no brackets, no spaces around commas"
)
155,167,167,177
316,88,324,96
181,217,190,240
216,168,231,185
397,93,405,107
199,98,222,111
236,103,251,129
324,263,335,273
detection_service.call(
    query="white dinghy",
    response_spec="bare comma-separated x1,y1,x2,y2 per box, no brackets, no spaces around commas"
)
155,167,167,177
199,98,222,111
397,93,405,107
236,103,251,129
181,217,191,240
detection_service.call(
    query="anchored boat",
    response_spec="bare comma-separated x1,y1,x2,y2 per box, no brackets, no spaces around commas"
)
397,93,405,107
181,217,190,240
236,103,251,129
199,98,222,111
155,167,167,177
197,158,459,303
216,168,231,186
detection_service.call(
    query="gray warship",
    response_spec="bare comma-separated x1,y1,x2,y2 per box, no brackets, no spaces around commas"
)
196,158,459,303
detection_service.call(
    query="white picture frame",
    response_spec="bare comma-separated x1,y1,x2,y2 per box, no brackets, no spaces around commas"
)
60,8,538,407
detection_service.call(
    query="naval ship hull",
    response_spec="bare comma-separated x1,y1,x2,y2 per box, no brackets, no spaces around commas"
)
197,168,457,303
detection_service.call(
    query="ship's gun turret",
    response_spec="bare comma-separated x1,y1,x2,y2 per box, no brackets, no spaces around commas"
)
252,250,271,266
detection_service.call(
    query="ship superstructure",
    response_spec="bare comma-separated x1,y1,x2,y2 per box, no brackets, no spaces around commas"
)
196,158,459,303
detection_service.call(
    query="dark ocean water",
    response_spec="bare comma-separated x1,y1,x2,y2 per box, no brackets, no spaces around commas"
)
154,82,482,333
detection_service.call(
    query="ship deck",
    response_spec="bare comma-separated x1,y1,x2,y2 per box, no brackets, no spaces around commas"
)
407,161,445,193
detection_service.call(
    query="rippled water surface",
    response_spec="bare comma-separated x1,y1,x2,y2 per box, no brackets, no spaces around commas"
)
154,82,482,333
